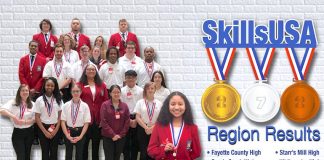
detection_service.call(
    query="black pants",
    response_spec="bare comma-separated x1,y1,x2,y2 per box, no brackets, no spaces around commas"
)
83,122,101,160
31,93,41,143
137,126,154,160
38,123,59,160
123,126,139,160
12,126,34,160
103,136,126,160
65,127,86,160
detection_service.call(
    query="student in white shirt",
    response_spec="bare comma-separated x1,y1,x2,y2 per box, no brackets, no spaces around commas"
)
118,41,143,72
61,84,91,160
71,45,94,83
43,43,73,103
135,47,163,88
134,82,162,160
59,34,79,65
151,70,171,103
34,77,63,160
99,47,125,88
0,85,35,160
120,70,143,160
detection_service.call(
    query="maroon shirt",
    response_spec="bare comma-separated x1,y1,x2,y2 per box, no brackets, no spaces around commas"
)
100,99,130,138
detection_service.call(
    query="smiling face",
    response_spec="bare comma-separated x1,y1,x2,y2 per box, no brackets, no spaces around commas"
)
108,48,118,64
92,47,101,59
95,37,103,47
110,87,121,101
85,64,97,79
20,86,30,100
54,46,64,60
144,47,155,63
63,35,71,48
41,21,51,32
45,80,55,96
29,41,38,55
169,95,186,118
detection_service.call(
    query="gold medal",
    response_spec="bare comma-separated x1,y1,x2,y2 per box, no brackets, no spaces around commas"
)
281,81,320,123
201,81,241,123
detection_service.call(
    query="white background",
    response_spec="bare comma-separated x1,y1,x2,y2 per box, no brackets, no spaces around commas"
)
0,0,323,159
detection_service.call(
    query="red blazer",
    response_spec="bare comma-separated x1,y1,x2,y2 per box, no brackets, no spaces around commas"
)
78,82,108,125
75,33,91,56
18,54,47,92
32,32,58,60
148,123,201,160
108,32,140,57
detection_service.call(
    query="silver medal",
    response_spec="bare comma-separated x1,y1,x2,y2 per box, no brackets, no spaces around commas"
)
242,81,280,122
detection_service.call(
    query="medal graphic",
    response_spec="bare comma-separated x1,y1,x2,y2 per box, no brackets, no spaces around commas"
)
242,48,280,122
201,48,241,123
281,48,320,123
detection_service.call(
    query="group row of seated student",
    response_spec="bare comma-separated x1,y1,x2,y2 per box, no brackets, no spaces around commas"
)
0,82,202,160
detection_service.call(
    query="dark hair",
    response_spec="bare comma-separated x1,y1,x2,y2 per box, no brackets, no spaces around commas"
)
39,19,52,31
143,82,155,99
14,84,33,109
151,70,167,88
126,41,136,48
109,85,121,99
79,64,102,85
29,40,39,46
119,19,127,24
70,83,82,94
156,91,194,125
40,77,62,105
106,47,120,60
125,70,137,77
54,43,64,50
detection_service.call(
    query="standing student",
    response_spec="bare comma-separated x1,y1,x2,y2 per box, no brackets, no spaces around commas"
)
147,91,201,160
0,85,35,160
72,45,94,83
118,41,143,72
34,77,63,160
94,36,107,60
108,19,140,57
78,64,108,160
121,70,143,160
32,19,58,61
135,47,163,88
134,82,162,160
67,18,91,56
101,85,130,160
59,34,79,65
151,71,170,103
61,84,91,160
43,43,73,103
99,47,125,89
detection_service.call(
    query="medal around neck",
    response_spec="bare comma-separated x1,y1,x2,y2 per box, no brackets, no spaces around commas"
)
281,80,320,123
201,80,241,123
242,81,280,122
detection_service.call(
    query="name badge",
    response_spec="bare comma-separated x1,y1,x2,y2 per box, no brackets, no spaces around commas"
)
115,111,120,119
37,66,42,72
48,124,55,133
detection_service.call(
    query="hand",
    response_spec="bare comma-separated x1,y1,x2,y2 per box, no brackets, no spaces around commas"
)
144,127,151,135
72,136,81,143
112,135,119,141
44,131,53,139
164,143,174,152
12,117,24,125
66,135,74,143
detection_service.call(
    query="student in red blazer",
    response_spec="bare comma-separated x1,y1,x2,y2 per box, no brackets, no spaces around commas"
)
77,64,108,160
18,40,47,102
108,19,140,57
148,91,201,160
68,18,91,57
32,19,58,61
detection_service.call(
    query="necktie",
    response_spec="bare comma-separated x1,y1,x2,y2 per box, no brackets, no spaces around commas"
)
122,33,125,40
45,33,48,43
30,55,35,66
74,34,78,42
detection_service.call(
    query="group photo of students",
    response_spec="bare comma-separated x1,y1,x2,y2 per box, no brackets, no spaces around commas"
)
0,18,201,160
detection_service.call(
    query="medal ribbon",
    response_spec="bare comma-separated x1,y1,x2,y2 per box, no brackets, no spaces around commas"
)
64,51,71,63
71,101,80,127
145,100,156,123
246,48,275,80
285,48,315,80
206,48,236,80
20,103,26,119
170,121,184,148
45,97,54,117
144,62,154,78
54,61,63,78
